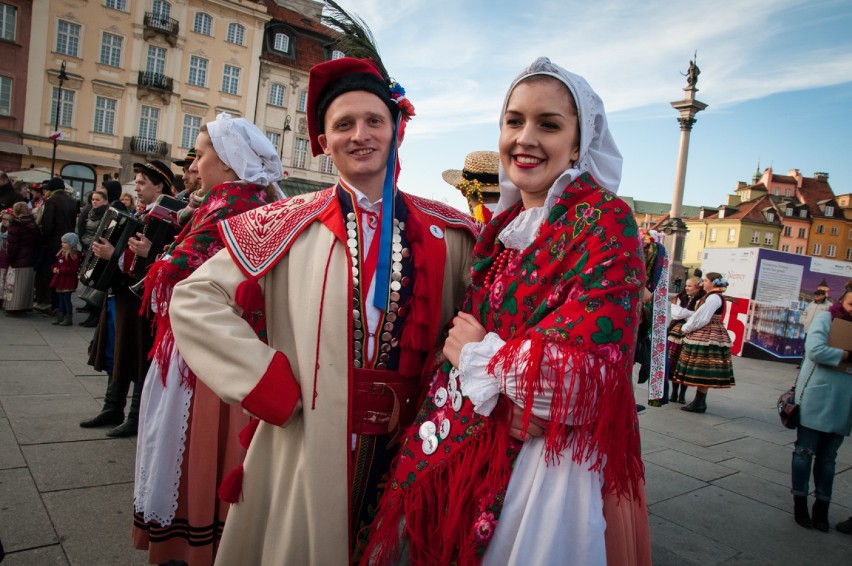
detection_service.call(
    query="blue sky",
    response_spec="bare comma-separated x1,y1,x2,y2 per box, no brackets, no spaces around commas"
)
336,0,852,212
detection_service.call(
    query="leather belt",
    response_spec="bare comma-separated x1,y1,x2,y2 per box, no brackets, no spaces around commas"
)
352,368,419,436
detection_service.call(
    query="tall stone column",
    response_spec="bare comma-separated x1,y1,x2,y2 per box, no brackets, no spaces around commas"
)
660,57,707,283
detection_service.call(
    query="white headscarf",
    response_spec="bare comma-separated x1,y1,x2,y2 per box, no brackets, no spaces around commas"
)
494,57,622,217
206,112,285,186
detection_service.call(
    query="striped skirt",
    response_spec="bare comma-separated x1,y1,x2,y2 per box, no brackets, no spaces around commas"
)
672,315,735,388
3,267,35,311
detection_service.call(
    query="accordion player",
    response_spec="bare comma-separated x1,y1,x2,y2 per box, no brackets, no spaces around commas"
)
79,207,143,292
129,194,184,279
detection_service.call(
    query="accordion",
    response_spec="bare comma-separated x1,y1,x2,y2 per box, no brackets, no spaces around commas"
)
129,194,184,279
79,207,143,292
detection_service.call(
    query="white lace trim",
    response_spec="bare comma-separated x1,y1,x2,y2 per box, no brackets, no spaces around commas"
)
134,350,192,526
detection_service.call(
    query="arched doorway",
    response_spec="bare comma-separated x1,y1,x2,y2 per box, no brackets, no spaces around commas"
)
60,163,96,203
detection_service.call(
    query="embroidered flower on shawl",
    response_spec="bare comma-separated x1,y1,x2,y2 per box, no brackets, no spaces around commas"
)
490,280,506,310
473,511,497,542
573,202,601,239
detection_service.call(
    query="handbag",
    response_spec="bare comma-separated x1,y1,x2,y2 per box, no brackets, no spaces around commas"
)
777,364,816,429
78,285,107,310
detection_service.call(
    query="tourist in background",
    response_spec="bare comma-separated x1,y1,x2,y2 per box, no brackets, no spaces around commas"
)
3,202,39,316
801,287,831,334
49,232,81,326
790,288,852,532
34,177,77,315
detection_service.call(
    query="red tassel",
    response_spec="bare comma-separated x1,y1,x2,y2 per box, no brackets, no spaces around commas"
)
218,464,244,503
235,277,266,336
238,418,260,449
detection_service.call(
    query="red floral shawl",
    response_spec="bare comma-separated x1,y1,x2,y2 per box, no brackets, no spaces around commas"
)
364,173,646,565
141,181,268,388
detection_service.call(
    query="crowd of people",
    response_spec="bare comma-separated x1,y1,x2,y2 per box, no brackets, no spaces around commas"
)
2,5,851,564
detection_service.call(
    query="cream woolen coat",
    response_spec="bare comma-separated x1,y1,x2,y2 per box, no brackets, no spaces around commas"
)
169,193,474,565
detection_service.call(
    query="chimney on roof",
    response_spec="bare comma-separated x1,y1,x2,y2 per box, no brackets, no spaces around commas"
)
727,194,741,206
813,172,829,181
789,169,803,188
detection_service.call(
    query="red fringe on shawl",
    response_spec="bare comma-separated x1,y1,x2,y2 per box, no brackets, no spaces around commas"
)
488,335,643,497
361,401,516,566
141,259,197,389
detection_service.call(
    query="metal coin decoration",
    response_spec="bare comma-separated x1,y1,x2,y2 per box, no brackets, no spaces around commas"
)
347,209,407,368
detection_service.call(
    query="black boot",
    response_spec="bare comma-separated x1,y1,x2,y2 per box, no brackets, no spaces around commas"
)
812,499,830,532
794,495,812,529
678,385,688,404
80,375,126,428
670,382,680,402
681,390,707,413
107,380,143,438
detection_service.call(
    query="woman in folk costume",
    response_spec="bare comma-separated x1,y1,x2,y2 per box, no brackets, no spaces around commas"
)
168,3,477,564
3,202,39,315
635,229,669,407
364,57,651,566
672,272,735,413
667,276,704,403
132,113,282,565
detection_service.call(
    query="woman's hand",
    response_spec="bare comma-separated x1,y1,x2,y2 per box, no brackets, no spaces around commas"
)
91,237,115,260
443,312,487,367
128,232,152,258
508,401,547,441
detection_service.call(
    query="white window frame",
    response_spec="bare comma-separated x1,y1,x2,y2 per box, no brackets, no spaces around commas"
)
0,3,16,41
830,226,838,236
816,224,824,234
709,228,717,242
781,245,789,252
292,138,308,168
812,243,822,256
331,50,345,60
0,75,11,115
825,205,834,216
146,45,166,76
826,244,836,258
56,20,81,57
152,0,171,21
222,64,241,95
783,226,791,237
187,55,208,87
798,227,807,239
265,131,281,152
763,233,773,246
320,154,335,174
785,207,793,216
104,0,127,11
51,87,74,127
273,32,289,52
799,209,807,218
698,230,704,240
193,12,212,35
138,105,160,140
727,228,736,242
750,231,759,244
93,96,116,134
227,22,245,45
795,246,804,255
180,114,201,149
268,83,285,106
99,32,123,67
846,248,852,261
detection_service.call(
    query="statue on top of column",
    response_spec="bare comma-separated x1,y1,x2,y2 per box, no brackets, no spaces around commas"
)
683,53,700,88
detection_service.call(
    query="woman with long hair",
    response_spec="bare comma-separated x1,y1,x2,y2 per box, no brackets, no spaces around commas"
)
132,113,283,565
3,202,39,315
790,288,852,532
671,272,735,413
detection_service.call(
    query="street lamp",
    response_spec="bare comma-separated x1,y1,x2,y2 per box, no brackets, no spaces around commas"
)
50,60,69,177
279,115,292,159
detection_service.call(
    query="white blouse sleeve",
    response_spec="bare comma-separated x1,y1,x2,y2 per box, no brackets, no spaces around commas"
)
458,332,594,423
681,293,722,334
670,303,694,321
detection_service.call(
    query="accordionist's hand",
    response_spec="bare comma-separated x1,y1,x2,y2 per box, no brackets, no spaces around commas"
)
128,233,152,258
91,237,115,260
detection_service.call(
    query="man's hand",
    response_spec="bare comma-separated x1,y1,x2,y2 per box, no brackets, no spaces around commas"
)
443,312,487,368
128,232,152,258
91,237,115,260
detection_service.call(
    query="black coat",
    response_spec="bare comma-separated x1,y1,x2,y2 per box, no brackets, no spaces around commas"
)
0,183,25,209
40,190,78,246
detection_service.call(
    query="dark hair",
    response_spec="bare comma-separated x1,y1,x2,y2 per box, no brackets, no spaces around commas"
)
102,180,123,202
513,74,578,115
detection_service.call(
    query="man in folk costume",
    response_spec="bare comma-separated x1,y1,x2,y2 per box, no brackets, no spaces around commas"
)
168,4,478,563
83,160,176,437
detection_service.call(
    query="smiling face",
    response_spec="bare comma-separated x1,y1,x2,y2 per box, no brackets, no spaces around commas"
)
499,77,580,209
684,277,701,296
189,131,237,191
317,90,394,199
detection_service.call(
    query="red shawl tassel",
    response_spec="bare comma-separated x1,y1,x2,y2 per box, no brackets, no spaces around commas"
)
362,401,516,566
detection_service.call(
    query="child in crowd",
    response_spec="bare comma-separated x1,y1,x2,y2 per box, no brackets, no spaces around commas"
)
50,232,81,326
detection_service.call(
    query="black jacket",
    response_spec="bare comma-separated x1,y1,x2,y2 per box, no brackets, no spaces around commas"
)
40,190,78,246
